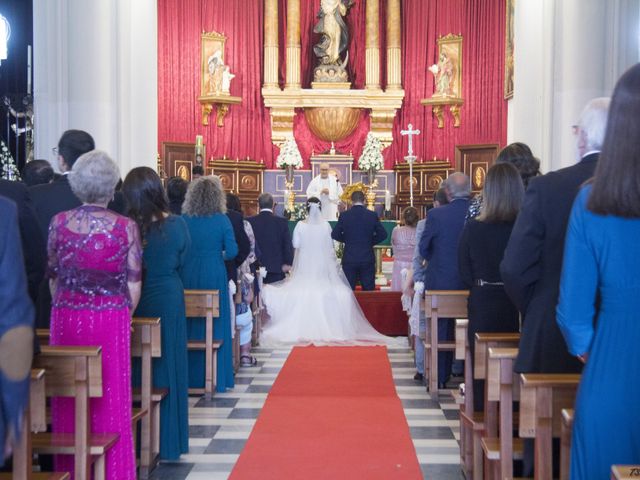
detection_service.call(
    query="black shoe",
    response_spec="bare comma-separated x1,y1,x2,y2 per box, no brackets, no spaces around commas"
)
413,372,424,381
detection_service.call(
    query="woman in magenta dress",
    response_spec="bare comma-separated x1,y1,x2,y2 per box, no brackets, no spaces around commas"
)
390,207,418,291
48,151,142,479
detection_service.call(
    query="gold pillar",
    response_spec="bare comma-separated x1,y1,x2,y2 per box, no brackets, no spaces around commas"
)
264,0,279,89
386,0,402,90
285,0,301,88
365,0,380,90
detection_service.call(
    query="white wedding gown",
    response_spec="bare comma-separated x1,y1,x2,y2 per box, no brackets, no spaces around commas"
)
261,204,401,346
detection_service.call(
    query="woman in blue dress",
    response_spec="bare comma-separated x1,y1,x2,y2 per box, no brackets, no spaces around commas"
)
556,64,640,480
181,176,238,392
123,167,191,461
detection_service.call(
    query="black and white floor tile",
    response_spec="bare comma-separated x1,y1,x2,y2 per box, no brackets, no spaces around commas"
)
150,347,463,480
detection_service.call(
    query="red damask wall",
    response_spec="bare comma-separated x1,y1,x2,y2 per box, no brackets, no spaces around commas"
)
157,0,507,169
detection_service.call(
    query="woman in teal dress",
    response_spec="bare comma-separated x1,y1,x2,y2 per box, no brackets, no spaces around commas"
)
556,65,640,480
123,167,191,461
181,176,238,392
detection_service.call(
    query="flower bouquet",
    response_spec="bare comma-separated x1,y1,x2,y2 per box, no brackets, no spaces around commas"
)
0,141,20,181
358,133,384,184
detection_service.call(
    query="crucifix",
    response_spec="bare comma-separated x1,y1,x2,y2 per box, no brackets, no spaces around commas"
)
400,123,421,206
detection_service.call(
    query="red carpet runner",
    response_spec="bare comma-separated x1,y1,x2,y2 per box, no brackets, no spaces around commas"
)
229,346,422,479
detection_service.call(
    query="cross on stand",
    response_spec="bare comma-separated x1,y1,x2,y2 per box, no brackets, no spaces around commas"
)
401,124,421,206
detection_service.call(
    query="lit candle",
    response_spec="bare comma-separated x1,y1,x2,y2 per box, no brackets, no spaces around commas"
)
27,45,32,95
195,135,203,147
385,190,391,211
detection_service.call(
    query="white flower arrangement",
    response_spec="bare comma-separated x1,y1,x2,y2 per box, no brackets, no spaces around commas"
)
0,141,20,181
275,137,303,169
358,132,384,172
287,202,308,220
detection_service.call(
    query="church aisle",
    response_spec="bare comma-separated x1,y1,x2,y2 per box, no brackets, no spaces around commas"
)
150,347,463,480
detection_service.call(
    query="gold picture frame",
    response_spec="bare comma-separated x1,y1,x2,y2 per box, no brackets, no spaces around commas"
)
504,0,515,99
433,34,463,100
201,31,227,97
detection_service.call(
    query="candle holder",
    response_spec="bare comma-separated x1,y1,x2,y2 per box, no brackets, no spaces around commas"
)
285,164,295,213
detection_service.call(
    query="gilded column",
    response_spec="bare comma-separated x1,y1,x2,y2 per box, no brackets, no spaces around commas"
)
264,0,279,89
365,0,380,89
386,0,402,90
285,0,301,88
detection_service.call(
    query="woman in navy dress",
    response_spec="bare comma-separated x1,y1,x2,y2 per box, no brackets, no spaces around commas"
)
123,167,191,461
181,176,238,392
557,64,640,480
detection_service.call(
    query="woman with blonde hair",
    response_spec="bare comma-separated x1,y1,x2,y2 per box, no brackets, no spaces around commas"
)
181,176,238,392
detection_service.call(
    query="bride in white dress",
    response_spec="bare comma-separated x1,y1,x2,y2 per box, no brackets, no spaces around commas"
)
261,198,399,346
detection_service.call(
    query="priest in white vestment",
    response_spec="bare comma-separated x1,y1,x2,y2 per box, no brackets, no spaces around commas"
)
306,163,343,220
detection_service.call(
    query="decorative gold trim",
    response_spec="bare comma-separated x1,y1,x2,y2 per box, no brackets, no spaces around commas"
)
504,0,515,99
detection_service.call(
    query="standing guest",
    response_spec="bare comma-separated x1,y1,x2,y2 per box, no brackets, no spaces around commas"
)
390,207,418,291
123,166,191,461
458,163,522,411
0,198,35,467
48,151,141,478
224,193,250,291
248,193,294,284
227,193,258,367
467,142,539,220
331,190,388,291
418,173,470,388
181,177,238,392
166,176,188,215
411,188,448,382
192,165,204,179
556,64,640,480
21,159,54,187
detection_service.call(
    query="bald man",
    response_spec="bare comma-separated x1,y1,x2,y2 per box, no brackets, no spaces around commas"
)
306,163,343,220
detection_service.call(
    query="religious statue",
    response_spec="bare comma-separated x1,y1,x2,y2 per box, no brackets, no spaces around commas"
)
312,0,354,83
428,52,455,97
221,66,235,94
205,50,228,95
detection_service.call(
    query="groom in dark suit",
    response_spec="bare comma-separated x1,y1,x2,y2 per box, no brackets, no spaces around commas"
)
247,193,294,284
331,190,387,290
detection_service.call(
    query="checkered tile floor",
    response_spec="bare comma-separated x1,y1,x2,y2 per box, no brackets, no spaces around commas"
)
150,347,464,480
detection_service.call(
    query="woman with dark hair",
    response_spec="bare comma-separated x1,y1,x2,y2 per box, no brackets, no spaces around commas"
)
458,162,523,411
122,166,191,461
467,142,540,219
181,176,238,391
390,206,418,291
556,64,640,480
166,176,188,215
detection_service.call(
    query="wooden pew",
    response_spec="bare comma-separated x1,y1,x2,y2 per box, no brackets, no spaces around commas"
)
454,319,473,476
460,332,520,480
612,466,640,479
31,346,118,480
184,289,221,396
131,317,162,479
0,369,69,480
519,373,581,480
422,290,469,399
560,408,573,480
481,347,522,480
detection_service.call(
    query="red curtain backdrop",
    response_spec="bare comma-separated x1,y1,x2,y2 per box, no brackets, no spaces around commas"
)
157,0,507,170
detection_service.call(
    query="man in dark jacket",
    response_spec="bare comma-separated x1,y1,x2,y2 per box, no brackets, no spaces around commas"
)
247,193,293,284
331,190,387,291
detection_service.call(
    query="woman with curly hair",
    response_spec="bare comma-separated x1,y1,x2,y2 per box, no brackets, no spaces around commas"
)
123,166,191,461
181,176,238,392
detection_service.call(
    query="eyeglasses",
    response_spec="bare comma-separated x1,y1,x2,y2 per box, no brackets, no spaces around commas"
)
52,147,59,156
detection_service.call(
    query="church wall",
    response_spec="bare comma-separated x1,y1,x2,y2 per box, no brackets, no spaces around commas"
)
33,0,158,174
507,0,640,174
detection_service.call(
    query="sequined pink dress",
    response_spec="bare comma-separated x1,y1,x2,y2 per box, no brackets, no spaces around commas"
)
47,205,142,480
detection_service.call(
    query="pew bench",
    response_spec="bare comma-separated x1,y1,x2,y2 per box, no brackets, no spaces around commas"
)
32,346,118,480
518,373,581,480
612,466,640,479
422,290,469,400
560,408,573,480
184,289,221,396
454,319,473,477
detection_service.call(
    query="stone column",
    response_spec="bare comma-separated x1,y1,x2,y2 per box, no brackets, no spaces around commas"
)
365,0,380,89
285,0,301,88
264,0,279,89
386,0,402,90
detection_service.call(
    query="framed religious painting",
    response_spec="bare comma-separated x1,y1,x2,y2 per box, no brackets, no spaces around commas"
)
504,0,515,99
430,34,463,100
201,31,227,97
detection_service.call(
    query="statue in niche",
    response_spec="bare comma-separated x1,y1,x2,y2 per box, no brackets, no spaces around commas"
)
205,50,235,95
313,0,354,83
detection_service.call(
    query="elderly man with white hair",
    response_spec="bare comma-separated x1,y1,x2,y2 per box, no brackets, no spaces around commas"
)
305,163,343,220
